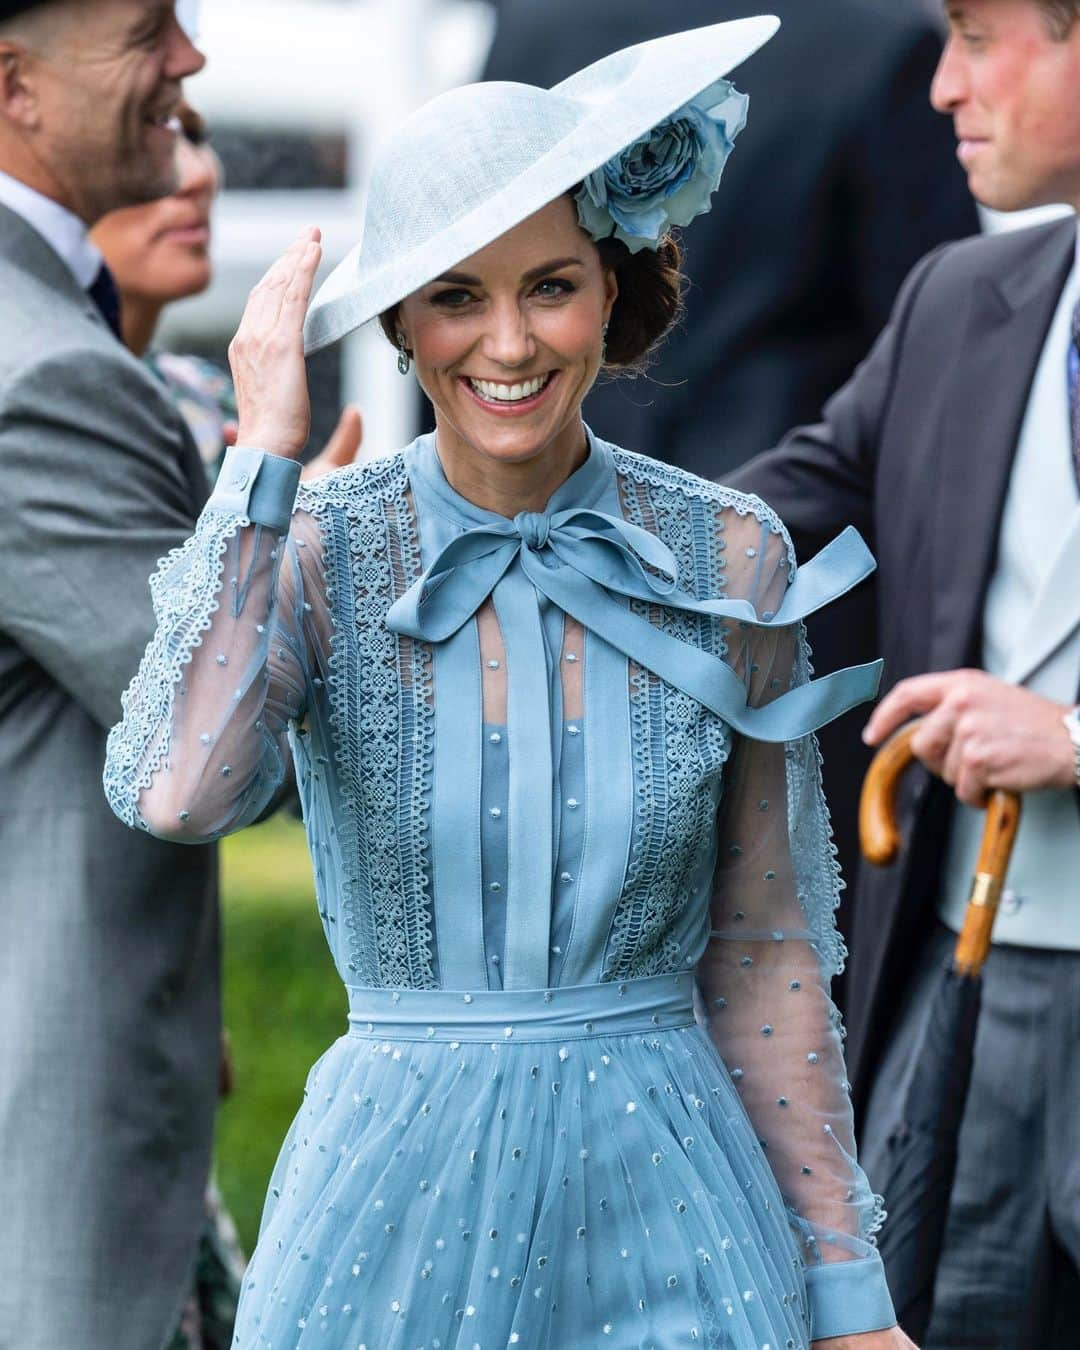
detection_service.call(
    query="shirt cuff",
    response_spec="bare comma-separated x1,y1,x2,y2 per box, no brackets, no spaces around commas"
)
805,1254,896,1341
207,446,301,532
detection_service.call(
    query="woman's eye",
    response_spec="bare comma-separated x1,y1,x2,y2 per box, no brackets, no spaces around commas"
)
534,278,575,299
429,289,476,309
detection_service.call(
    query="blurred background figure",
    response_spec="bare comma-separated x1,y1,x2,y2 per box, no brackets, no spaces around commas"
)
482,0,980,933
92,103,235,480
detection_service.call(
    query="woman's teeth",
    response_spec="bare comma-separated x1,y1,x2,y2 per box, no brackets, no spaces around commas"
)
468,374,550,403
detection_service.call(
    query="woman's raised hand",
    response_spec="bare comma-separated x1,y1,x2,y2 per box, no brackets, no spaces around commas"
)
229,226,322,459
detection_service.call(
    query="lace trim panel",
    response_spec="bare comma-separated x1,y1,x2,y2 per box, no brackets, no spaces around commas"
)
104,508,245,828
297,457,436,989
604,453,739,981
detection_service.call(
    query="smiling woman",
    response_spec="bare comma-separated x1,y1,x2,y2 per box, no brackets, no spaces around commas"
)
104,18,911,1350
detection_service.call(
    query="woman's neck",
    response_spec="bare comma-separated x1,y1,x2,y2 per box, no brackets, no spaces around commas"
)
434,419,589,518
119,295,163,358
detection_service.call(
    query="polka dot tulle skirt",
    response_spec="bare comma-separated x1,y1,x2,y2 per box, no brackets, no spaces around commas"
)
233,977,809,1350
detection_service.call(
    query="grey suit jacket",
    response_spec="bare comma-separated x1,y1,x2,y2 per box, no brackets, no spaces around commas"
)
0,202,219,1350
732,216,1080,1110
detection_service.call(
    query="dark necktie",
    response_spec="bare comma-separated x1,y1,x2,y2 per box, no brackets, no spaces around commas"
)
88,262,122,341
1070,294,1080,495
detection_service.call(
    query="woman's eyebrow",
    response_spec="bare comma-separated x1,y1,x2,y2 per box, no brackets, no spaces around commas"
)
431,257,586,287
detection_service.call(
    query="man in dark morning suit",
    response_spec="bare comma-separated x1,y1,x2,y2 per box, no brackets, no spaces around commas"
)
0,4,213,1347
482,0,981,918
733,1,1080,1344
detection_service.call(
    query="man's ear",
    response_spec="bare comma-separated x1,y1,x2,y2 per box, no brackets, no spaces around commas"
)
0,42,42,131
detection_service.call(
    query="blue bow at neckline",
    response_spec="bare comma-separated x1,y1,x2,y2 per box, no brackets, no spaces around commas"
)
387,506,882,743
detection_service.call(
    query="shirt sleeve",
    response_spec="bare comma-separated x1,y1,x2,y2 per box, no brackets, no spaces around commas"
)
104,447,328,843
697,502,896,1342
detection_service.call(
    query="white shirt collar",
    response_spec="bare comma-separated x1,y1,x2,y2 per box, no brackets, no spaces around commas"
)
0,170,103,289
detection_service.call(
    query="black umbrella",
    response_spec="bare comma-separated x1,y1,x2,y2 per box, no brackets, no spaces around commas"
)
858,719,1021,1342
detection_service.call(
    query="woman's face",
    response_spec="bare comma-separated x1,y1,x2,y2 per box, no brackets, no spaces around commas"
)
397,195,618,473
90,116,220,305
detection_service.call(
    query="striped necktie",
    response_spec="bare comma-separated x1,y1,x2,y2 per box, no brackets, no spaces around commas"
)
88,262,122,341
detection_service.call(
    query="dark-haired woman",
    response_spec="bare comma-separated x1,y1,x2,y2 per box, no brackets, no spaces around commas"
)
106,20,912,1350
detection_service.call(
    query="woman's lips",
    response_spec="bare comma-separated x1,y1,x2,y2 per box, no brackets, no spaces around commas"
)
459,371,559,417
161,224,211,246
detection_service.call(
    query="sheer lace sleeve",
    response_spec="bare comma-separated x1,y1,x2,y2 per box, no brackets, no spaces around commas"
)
104,448,325,843
697,502,895,1342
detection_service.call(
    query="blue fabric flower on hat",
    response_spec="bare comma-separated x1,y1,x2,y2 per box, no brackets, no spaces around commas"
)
575,80,748,253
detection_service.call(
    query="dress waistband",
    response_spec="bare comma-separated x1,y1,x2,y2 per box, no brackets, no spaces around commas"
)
346,972,696,1042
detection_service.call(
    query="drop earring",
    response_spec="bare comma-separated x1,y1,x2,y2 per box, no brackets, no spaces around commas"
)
600,321,609,365
396,332,412,376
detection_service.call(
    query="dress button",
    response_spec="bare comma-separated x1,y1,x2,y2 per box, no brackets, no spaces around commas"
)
489,807,502,819
489,882,502,894
489,732,502,745
233,471,249,490
565,652,579,663
560,871,574,884
567,725,581,737
486,659,500,670
566,798,579,810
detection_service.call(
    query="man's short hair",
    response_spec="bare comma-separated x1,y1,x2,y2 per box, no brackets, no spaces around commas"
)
1036,0,1080,38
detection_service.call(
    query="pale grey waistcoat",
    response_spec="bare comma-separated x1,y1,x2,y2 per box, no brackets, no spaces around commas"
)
0,202,220,1350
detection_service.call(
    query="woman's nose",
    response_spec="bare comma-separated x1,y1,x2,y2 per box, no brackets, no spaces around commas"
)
481,302,536,367
176,138,220,206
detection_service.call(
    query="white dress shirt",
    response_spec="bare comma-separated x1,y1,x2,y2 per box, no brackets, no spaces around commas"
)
0,169,102,288
939,220,1080,947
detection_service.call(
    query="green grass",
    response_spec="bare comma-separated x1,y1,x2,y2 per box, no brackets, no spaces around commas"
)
215,814,345,1253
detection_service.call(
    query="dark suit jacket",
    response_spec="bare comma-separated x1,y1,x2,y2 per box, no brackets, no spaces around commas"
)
732,216,1080,1109
483,0,980,475
0,202,219,1350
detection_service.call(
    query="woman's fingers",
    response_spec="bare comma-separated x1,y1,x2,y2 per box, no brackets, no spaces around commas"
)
281,238,322,319
242,228,320,334
229,226,321,459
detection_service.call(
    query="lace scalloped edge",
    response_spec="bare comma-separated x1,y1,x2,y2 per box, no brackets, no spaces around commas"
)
104,509,246,828
610,444,798,583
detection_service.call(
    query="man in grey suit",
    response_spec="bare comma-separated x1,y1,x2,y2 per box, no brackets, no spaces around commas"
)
0,3,215,1346
735,0,1080,1343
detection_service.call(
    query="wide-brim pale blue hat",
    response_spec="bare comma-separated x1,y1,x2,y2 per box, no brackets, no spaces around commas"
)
303,16,779,355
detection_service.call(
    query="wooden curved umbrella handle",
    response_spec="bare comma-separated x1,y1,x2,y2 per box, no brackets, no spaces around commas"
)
859,718,1021,977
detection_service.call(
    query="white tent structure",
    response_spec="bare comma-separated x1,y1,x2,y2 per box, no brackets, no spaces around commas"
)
161,0,495,457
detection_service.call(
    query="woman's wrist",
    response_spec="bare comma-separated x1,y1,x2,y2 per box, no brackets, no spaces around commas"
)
233,428,304,460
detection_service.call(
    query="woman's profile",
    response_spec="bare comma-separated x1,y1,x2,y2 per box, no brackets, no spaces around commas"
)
106,18,912,1349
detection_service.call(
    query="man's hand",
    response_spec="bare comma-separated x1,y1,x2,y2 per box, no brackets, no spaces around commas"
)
300,406,363,481
863,669,1075,806
813,1328,918,1349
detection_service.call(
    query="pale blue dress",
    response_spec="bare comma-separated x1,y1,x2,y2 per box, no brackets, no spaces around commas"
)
105,431,895,1349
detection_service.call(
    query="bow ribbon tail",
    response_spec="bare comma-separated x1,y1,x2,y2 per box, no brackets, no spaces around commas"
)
528,560,882,743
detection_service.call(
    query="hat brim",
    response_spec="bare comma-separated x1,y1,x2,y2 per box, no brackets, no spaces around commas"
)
303,15,779,355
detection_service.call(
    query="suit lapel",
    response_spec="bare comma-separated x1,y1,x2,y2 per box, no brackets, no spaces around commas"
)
929,224,1076,673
